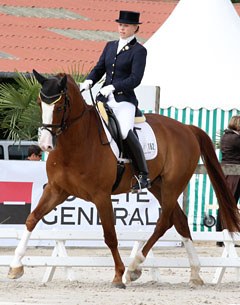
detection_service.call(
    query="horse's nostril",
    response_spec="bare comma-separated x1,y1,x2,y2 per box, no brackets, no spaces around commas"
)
46,146,53,152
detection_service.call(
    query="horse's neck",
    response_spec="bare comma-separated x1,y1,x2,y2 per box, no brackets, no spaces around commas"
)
70,92,91,123
63,103,98,144
57,85,100,142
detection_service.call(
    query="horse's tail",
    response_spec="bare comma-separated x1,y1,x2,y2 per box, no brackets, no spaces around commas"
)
189,125,240,233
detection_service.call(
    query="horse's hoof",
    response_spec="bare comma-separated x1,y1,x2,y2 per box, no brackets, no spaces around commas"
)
125,268,142,283
8,266,24,279
111,282,126,289
189,278,204,288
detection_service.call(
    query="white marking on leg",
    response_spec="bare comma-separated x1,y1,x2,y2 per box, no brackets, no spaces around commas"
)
128,250,145,271
182,237,202,283
10,227,31,268
125,250,146,283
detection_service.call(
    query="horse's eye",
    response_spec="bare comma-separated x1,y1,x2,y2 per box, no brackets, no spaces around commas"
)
56,106,63,112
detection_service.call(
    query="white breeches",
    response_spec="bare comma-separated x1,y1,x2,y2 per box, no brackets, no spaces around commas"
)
107,98,136,140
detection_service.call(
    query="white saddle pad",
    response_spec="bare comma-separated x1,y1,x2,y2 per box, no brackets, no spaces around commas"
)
99,115,158,161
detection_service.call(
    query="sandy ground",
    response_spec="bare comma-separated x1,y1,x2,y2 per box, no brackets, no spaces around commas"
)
0,243,240,305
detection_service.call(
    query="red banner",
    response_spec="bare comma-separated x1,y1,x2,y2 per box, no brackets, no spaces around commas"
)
0,181,33,203
0,182,33,224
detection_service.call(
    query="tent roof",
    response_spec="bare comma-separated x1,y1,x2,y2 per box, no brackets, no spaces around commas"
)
142,0,240,109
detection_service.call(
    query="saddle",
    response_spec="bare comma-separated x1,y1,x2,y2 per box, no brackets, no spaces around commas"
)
97,101,146,154
97,101,146,191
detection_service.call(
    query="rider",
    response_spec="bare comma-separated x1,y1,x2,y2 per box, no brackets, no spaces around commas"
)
81,10,151,193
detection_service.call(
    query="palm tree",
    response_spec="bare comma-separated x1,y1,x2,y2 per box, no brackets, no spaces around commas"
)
0,72,41,142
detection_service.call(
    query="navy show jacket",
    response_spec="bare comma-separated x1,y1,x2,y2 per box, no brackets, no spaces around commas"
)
87,38,147,107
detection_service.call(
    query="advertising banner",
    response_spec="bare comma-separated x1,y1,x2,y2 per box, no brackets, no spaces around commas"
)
0,160,180,247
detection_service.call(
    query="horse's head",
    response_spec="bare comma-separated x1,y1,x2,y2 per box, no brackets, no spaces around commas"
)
33,69,69,151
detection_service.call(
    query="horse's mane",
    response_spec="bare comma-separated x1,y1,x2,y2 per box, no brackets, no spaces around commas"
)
55,73,82,98
58,73,91,109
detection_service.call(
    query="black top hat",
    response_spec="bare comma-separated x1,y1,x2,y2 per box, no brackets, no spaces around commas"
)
115,11,142,24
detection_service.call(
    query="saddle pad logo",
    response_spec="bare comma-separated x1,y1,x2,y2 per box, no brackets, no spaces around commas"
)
135,123,158,160
0,181,33,224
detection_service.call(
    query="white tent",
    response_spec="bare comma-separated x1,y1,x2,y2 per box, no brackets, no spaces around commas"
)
142,0,240,109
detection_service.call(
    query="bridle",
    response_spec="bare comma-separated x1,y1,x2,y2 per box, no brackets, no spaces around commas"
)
40,89,69,138
40,87,88,140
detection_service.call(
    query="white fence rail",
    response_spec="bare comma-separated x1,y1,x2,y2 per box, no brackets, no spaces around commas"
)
0,229,239,284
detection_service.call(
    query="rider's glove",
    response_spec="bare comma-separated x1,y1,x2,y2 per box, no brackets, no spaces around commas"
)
99,85,115,98
80,79,93,91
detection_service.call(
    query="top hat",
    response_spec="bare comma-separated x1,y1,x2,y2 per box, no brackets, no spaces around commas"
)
115,11,142,24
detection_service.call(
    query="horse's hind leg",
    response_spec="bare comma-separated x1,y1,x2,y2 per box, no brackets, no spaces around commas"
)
8,184,69,279
172,204,204,287
126,180,204,286
125,181,175,283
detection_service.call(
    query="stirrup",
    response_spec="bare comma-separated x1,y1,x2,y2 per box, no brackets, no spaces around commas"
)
131,174,151,194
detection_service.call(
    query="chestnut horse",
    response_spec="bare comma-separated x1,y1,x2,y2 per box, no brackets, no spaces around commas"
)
8,70,240,288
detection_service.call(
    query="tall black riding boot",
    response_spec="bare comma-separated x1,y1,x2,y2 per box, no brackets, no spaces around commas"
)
124,130,151,193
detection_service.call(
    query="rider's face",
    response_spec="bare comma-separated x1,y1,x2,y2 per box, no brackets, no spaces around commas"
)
118,23,138,39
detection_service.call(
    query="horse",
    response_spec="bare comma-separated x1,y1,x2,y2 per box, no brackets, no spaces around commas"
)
8,70,240,288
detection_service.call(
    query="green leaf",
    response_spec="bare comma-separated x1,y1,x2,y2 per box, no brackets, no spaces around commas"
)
0,71,41,141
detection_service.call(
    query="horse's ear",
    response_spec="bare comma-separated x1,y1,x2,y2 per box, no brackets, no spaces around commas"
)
32,69,47,85
60,74,67,90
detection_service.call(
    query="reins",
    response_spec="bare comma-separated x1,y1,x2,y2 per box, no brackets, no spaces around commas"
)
81,88,111,146
81,87,99,112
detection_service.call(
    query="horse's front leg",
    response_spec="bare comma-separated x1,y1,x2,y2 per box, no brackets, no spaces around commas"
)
7,227,31,279
8,184,69,279
96,196,125,289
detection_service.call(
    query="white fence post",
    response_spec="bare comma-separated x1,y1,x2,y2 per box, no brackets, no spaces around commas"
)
42,240,75,283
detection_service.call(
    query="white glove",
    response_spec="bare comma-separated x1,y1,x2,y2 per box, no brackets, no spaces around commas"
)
99,85,115,98
80,79,93,91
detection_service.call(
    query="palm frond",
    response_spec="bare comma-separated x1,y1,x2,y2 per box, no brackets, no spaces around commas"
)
55,63,91,83
0,71,41,141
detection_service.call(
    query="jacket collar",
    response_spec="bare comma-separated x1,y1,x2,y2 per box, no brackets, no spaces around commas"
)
117,37,137,55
